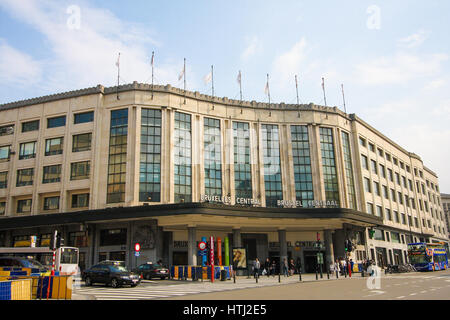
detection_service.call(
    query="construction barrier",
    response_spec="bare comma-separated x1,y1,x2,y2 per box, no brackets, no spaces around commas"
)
170,266,231,281
34,276,73,300
0,279,32,300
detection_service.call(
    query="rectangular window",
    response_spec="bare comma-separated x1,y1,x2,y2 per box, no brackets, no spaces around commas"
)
74,111,94,124
394,211,399,223
379,164,386,178
139,109,161,202
70,161,90,180
262,124,282,207
45,137,64,156
388,169,393,182
370,160,378,174
291,125,314,207
0,145,10,162
374,229,384,241
376,205,383,218
72,133,92,152
19,141,37,160
373,181,380,196
234,122,253,200
43,196,59,210
0,202,5,215
100,228,127,246
408,179,413,191
402,176,407,188
0,124,14,136
395,172,400,185
174,112,192,203
22,120,39,133
204,118,222,198
383,185,389,199
0,172,7,189
391,189,396,202
386,153,391,162
107,109,128,203
367,202,374,214
386,208,392,221
319,127,339,205
16,168,34,187
398,192,403,205
72,193,90,208
364,178,371,193
378,148,384,157
17,199,32,214
341,132,356,209
414,217,419,228
359,137,366,147
361,154,368,170
43,165,61,184
369,143,375,152
391,232,400,243
47,116,66,128
401,213,406,225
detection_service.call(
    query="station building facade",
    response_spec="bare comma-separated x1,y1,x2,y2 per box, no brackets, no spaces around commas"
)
0,82,448,272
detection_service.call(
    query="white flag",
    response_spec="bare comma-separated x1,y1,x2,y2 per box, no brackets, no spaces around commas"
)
115,53,120,68
203,71,212,85
178,65,185,81
237,71,241,84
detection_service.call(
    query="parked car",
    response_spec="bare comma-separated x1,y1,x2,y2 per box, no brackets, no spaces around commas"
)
133,262,169,280
82,263,140,288
0,256,49,273
98,260,126,267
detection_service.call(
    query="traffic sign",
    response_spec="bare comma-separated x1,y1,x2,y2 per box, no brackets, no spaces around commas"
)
134,251,140,257
198,241,207,251
134,243,141,252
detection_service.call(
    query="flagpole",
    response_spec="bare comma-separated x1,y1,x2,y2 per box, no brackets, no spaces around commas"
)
322,77,327,106
239,70,243,102
151,51,154,100
183,58,186,104
295,75,300,105
341,84,347,114
116,52,120,100
211,65,214,97
266,73,271,105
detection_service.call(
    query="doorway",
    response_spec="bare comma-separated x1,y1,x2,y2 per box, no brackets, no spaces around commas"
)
303,251,318,273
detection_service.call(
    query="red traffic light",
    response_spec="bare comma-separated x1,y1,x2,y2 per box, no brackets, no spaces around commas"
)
134,243,141,252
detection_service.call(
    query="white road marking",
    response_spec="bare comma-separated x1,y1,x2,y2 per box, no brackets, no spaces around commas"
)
396,296,405,299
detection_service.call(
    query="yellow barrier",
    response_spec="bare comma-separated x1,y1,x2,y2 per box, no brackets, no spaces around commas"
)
11,279,32,300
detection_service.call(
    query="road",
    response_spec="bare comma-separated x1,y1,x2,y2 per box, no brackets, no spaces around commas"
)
73,269,450,300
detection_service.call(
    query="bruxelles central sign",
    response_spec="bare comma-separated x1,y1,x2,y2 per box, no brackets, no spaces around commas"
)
200,194,339,208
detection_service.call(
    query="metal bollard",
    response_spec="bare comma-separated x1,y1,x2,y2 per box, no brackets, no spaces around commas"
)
256,272,258,283
316,268,318,280
299,269,302,282
233,271,236,283
278,271,281,283
327,269,330,279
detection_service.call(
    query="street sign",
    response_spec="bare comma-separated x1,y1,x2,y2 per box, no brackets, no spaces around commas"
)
134,243,141,252
198,241,207,251
134,251,140,257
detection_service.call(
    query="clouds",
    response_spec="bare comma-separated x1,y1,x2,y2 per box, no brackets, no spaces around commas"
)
398,29,430,48
241,36,262,61
0,39,42,85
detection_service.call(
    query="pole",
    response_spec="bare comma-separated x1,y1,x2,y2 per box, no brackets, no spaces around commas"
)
211,65,214,97
295,75,300,105
116,53,120,100
266,74,271,104
341,83,347,113
151,51,154,100
238,70,243,102
183,58,186,104
322,77,327,106
210,236,214,283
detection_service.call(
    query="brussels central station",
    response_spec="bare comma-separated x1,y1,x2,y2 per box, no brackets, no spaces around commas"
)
0,82,447,273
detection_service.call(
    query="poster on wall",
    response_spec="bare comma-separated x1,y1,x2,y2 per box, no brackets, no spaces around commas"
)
232,248,247,269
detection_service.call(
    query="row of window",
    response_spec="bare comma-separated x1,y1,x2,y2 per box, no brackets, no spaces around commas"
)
0,111,94,137
0,161,90,188
0,193,89,215
0,133,92,162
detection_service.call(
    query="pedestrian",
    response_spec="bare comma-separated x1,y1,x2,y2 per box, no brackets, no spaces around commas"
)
289,259,295,276
253,258,261,278
264,258,271,278
296,258,302,275
283,258,289,277
271,260,276,277
334,259,340,278
339,258,343,275
342,258,347,275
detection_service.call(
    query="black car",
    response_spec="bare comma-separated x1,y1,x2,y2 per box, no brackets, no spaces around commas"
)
133,263,169,280
82,263,140,288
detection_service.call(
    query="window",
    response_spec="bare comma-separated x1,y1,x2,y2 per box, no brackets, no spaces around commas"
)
398,192,403,205
359,137,366,147
408,179,413,191
370,160,378,174
367,203,374,214
204,118,222,198
402,176,407,188
47,116,66,128
393,157,398,166
394,211,399,223
414,217,419,228
341,132,356,209
364,178,371,193
43,165,61,184
391,189,396,202
70,161,90,180
45,137,64,156
374,229,384,241
400,161,404,169
0,124,14,136
107,109,128,203
0,172,7,189
19,141,37,160
17,199,32,214
388,169,393,182
385,153,391,162
376,205,383,217
72,133,92,152
383,185,389,199
139,109,161,202
100,229,127,246
174,112,192,203
373,181,380,196
379,164,386,178
72,193,89,208
0,202,5,215
361,154,368,170
22,120,39,133
234,122,253,200
406,165,410,173
401,213,406,224
386,208,392,221
391,232,400,243
262,124,282,207
369,143,375,152
0,145,10,162
319,128,339,205
74,111,94,124
43,196,59,210
395,172,400,185
16,168,34,187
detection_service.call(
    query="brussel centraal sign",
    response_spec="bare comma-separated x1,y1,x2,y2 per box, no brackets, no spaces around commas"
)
201,194,339,208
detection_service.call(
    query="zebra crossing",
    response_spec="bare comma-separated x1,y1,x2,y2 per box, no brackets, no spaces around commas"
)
73,279,293,300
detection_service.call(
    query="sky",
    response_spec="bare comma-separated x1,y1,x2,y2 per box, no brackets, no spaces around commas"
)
0,0,449,192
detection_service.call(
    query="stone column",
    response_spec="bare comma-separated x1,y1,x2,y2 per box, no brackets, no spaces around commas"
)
188,227,197,266
324,230,334,267
232,228,242,248
278,229,287,270
333,229,345,259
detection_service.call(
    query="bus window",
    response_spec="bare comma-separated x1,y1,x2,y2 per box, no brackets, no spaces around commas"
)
60,248,78,264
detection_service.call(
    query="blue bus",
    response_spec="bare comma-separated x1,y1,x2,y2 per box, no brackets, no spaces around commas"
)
407,242,448,271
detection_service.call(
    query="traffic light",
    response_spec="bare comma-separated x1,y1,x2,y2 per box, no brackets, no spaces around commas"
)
368,228,375,239
344,240,349,252
50,230,58,250
56,233,64,248
347,240,353,252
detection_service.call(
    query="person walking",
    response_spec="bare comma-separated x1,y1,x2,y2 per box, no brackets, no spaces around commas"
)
295,258,302,275
334,259,340,278
289,259,295,276
264,258,271,278
253,258,261,278
283,258,289,277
